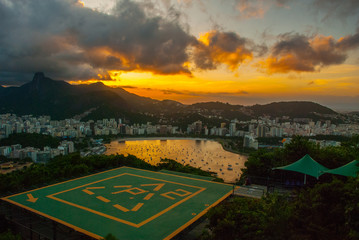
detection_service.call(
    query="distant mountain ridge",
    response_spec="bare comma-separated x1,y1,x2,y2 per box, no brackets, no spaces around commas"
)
250,101,335,117
0,73,338,123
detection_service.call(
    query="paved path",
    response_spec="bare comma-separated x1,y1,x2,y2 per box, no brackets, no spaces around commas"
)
234,184,267,199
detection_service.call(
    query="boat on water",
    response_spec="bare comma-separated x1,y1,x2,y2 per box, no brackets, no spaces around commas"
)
107,138,245,182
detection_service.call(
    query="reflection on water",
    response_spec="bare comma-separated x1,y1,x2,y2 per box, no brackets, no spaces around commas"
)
105,138,247,183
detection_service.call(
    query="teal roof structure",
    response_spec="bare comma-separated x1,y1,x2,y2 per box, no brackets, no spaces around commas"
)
323,160,359,177
273,154,328,179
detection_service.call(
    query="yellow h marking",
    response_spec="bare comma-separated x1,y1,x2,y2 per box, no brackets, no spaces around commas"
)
141,183,165,191
113,185,132,188
112,187,148,195
113,204,129,212
44,172,206,229
131,203,144,212
143,193,154,200
96,196,111,203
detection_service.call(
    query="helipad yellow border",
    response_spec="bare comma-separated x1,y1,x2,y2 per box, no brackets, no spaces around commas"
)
47,173,206,228
163,189,234,240
1,167,235,240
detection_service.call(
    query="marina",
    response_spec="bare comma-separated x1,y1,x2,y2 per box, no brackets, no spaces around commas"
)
105,138,247,183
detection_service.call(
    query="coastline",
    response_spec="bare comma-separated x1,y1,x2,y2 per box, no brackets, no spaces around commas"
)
105,136,247,183
105,136,248,183
215,139,250,157
116,137,213,142
108,136,250,156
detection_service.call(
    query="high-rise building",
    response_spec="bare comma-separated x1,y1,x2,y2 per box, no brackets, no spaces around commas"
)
60,141,75,153
270,127,283,137
229,122,236,136
204,126,209,135
15,123,23,133
160,125,168,135
194,121,202,134
256,125,267,137
89,121,95,135
119,125,126,134
248,124,255,133
3,124,12,138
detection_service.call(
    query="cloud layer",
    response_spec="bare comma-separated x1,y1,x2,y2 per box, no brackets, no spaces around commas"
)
234,0,289,19
260,32,359,73
1,0,359,85
193,30,265,71
0,0,196,83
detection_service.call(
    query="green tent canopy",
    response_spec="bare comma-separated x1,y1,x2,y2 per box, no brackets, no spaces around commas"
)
322,160,359,177
273,154,328,179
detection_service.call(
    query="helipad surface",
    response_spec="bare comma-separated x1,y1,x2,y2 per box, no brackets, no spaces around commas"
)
2,167,234,239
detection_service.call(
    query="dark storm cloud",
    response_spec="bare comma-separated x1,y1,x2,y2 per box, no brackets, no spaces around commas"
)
192,44,216,70
0,72,35,86
0,0,196,84
193,31,263,71
261,33,356,73
336,32,359,51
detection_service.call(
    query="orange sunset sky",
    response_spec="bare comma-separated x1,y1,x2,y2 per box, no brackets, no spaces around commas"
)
1,0,359,110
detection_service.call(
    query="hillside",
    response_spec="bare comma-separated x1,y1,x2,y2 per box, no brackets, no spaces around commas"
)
249,101,336,118
0,73,339,123
0,73,130,120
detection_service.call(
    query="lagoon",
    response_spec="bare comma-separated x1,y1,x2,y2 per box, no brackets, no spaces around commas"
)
105,138,247,183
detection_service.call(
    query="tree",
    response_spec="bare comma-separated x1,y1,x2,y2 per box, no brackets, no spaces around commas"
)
0,133,60,149
291,178,359,240
102,233,119,240
204,194,293,240
0,230,21,240
241,135,359,184
283,136,318,163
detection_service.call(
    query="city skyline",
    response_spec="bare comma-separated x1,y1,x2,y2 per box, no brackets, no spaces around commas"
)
1,0,359,111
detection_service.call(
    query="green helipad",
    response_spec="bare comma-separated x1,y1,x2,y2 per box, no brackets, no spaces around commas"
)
2,167,234,239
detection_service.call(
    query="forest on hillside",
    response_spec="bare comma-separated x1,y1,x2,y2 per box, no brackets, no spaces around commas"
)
202,135,359,240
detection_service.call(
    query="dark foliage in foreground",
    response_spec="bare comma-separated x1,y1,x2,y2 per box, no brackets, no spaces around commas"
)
241,135,359,182
202,135,359,240
0,133,60,149
202,178,359,240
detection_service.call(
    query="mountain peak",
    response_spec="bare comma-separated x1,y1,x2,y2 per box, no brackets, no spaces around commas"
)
29,72,56,90
90,81,106,87
23,72,71,93
32,72,46,82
